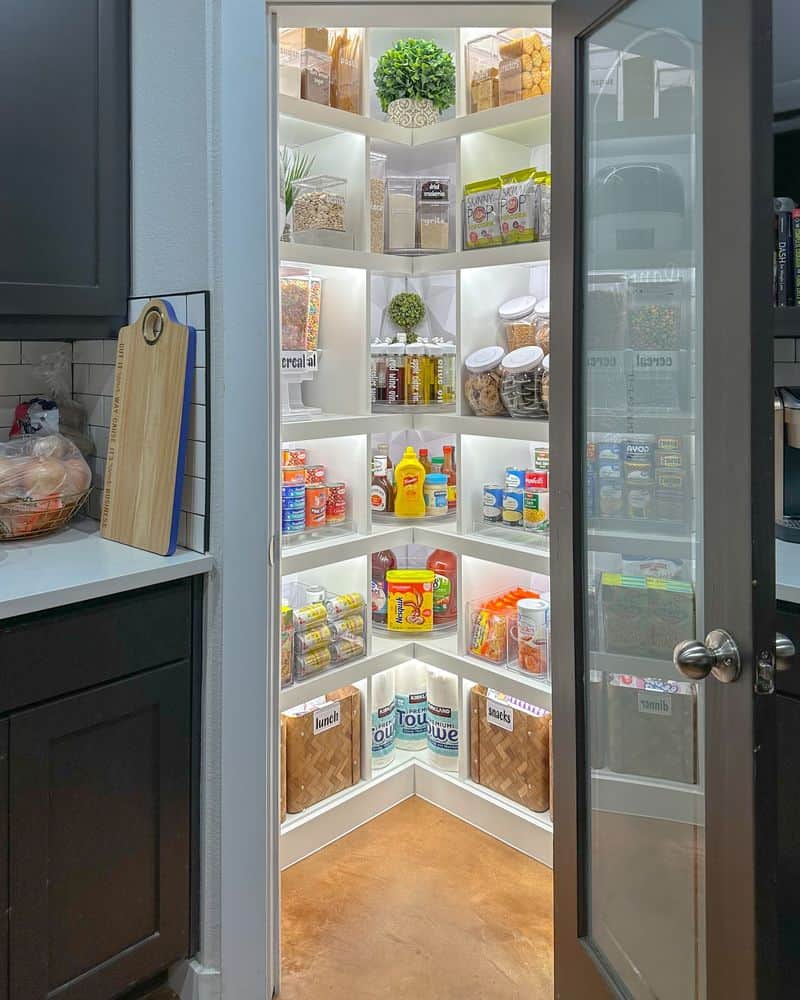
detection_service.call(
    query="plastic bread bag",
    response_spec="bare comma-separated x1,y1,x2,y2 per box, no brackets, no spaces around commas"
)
0,433,92,502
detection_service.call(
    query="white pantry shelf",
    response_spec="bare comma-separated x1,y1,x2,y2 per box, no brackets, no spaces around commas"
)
281,523,413,575
281,412,398,442
280,240,549,276
279,92,550,149
412,520,551,575
413,412,550,441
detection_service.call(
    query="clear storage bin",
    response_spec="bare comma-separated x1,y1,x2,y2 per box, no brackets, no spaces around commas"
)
370,152,387,253
329,28,362,113
537,173,551,240
467,586,548,674
300,49,332,105
386,176,417,252
499,295,538,350
285,581,367,682
280,274,322,350
586,273,627,349
498,28,552,104
464,346,508,417
466,34,501,113
292,175,346,233
417,177,452,252
500,345,547,419
279,32,302,98
627,274,687,350
533,298,550,353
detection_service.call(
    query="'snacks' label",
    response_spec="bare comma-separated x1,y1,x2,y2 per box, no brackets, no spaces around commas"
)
487,697,513,732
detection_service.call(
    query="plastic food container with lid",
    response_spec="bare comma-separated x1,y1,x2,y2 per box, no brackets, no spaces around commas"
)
500,345,547,418
464,346,508,417
533,297,550,353
499,295,537,350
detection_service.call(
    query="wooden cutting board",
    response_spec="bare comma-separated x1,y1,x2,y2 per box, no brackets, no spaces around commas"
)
101,299,196,555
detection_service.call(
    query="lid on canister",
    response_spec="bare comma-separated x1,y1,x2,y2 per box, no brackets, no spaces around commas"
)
498,295,537,321
465,345,505,373
405,344,427,356
441,342,456,355
502,345,544,373
534,297,550,317
517,597,549,614
426,344,444,357
424,473,447,484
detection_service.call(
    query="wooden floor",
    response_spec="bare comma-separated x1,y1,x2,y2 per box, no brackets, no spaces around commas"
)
280,797,554,999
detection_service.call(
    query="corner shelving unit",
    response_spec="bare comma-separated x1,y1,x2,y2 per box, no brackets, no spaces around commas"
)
276,3,701,881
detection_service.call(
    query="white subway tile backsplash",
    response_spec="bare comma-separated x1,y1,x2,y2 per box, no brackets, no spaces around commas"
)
194,335,206,368
186,439,206,479
0,343,21,365
127,297,150,324
75,393,105,427
193,367,206,405
21,341,70,366
0,365,49,396
88,364,115,396
161,295,188,324
0,397,18,428
176,511,189,549
90,425,109,458
189,404,206,442
73,341,104,364
187,293,206,331
186,513,205,552
73,364,90,395
181,475,206,516
102,340,119,365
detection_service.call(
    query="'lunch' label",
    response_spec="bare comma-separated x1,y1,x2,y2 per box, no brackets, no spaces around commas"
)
314,701,341,734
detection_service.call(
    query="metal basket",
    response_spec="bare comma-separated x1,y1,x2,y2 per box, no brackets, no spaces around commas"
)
0,489,91,541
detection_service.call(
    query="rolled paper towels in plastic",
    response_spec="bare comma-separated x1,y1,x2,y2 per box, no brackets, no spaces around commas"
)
394,660,427,750
426,667,459,770
371,668,396,768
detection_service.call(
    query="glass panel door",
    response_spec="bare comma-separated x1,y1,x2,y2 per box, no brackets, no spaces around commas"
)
581,3,703,997
551,0,775,995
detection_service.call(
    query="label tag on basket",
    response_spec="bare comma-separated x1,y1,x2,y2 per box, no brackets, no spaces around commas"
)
313,701,341,735
637,691,672,717
487,697,513,732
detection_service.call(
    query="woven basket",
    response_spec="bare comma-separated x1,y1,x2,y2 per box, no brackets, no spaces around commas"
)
470,685,550,813
284,686,361,813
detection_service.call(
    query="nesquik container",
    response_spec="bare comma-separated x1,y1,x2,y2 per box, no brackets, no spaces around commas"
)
386,569,434,632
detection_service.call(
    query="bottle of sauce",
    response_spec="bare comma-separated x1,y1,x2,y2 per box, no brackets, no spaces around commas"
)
371,455,394,513
372,549,398,624
419,448,432,474
394,446,426,517
442,445,457,511
426,548,458,624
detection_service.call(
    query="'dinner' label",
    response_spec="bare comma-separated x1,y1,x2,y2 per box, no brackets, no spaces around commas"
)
637,692,672,717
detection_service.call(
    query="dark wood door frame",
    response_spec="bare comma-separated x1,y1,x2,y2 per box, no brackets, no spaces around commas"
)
550,0,776,996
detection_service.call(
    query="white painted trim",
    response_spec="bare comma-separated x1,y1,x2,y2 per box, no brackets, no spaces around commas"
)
169,959,222,1000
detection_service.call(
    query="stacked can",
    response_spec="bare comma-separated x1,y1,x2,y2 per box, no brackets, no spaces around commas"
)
524,447,549,533
282,484,306,534
624,436,655,520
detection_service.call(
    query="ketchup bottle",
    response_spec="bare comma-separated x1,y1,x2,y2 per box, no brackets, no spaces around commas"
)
371,549,397,625
426,548,457,624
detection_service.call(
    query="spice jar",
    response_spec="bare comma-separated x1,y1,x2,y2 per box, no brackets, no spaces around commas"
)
498,295,538,350
533,298,550,353
384,344,406,405
500,345,547,418
464,346,508,417
405,344,431,405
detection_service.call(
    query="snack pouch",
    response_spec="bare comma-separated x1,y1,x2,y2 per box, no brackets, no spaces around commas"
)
500,168,538,244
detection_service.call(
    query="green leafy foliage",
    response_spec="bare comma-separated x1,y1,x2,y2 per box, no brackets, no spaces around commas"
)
281,147,316,213
373,38,456,114
388,292,426,340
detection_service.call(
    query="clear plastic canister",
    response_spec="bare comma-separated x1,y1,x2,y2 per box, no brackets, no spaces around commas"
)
405,344,431,405
533,297,550,353
464,345,508,417
498,295,538,350
500,345,547,418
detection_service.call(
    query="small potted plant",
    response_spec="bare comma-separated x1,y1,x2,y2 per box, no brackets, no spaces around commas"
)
280,146,315,240
374,38,456,128
388,292,426,343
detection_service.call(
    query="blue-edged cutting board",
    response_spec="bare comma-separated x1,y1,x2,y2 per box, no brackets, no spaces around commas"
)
101,298,196,555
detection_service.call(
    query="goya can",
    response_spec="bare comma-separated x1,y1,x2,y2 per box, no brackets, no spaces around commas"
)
386,569,434,631
326,482,347,524
305,485,327,528
483,484,504,523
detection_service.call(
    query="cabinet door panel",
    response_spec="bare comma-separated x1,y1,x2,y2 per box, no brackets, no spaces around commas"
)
9,663,190,1000
0,722,7,1000
0,0,129,331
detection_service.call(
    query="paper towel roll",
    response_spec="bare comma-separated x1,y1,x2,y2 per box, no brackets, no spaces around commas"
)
394,659,427,750
371,668,396,768
426,667,459,771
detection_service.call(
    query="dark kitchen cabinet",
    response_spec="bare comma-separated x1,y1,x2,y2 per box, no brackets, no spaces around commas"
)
0,0,130,339
0,578,202,1000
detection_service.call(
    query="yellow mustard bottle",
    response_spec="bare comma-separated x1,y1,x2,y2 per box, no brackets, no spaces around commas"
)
393,446,426,518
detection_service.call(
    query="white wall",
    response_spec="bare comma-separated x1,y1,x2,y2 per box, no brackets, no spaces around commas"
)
130,0,211,296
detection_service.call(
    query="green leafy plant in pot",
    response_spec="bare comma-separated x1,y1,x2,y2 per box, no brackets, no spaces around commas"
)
374,38,456,127
280,147,315,240
388,292,426,343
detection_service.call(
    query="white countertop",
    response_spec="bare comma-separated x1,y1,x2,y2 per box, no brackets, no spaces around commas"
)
777,539,800,604
0,519,213,621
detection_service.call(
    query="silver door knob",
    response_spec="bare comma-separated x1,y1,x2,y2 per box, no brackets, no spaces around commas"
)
776,632,796,671
673,628,741,683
